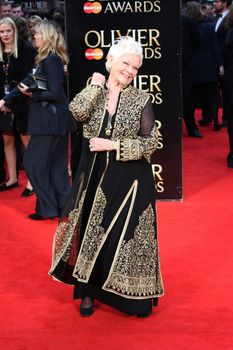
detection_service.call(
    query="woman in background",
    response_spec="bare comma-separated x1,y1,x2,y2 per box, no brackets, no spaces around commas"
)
19,21,76,220
0,20,76,215
27,15,42,47
15,20,76,219
0,17,35,193
14,15,37,196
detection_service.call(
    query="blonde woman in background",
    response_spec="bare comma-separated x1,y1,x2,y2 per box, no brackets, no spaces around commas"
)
14,20,76,219
0,17,35,194
27,15,42,46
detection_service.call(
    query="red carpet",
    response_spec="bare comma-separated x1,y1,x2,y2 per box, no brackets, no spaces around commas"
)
1,113,233,350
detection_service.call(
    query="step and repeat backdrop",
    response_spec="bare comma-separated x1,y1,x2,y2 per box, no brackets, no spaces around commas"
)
65,0,182,200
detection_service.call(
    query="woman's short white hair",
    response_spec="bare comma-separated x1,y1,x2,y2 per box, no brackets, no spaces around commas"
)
105,36,143,72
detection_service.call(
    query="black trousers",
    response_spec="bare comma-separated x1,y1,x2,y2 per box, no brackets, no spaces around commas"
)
182,80,199,134
0,134,6,182
228,106,233,154
219,76,230,123
194,82,219,125
24,134,70,217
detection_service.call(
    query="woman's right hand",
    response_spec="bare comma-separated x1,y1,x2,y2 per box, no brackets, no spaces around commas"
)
91,73,106,86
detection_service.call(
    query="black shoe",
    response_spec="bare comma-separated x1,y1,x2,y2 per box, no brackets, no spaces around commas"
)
227,153,233,168
213,124,221,131
28,213,59,220
17,162,24,171
0,181,18,192
80,305,93,317
188,130,203,138
21,188,35,197
28,213,44,220
0,168,6,183
137,307,152,318
80,297,94,317
220,120,227,127
198,119,211,126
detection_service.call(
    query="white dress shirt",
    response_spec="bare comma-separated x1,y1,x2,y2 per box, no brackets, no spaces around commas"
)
215,10,229,32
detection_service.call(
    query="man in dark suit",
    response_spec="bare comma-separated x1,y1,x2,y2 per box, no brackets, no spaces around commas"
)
214,0,232,126
181,14,202,137
214,0,231,48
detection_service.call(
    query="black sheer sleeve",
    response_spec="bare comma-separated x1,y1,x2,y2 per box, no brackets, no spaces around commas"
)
115,98,158,162
139,97,156,137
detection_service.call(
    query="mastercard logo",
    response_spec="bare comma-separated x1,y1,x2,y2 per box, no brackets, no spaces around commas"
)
83,2,102,14
85,48,104,60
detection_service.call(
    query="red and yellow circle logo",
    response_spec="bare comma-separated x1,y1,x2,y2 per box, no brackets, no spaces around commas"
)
83,2,102,14
85,48,104,60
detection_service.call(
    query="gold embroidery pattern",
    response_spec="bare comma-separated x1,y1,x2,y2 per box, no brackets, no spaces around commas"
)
104,204,164,298
83,98,105,138
49,191,86,274
119,139,140,162
69,84,104,123
113,87,147,139
116,124,158,162
114,88,157,162
70,85,158,161
73,187,107,281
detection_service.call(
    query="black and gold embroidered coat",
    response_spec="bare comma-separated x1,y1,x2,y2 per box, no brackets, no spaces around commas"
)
49,84,164,313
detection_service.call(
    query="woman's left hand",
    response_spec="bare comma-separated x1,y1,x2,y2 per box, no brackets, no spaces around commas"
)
0,99,6,111
1,105,11,113
89,137,116,152
18,83,32,97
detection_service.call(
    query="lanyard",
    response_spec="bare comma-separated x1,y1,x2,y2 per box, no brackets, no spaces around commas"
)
2,53,11,94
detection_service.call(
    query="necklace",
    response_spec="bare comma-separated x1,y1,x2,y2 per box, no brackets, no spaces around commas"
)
105,88,114,136
3,52,12,95
105,112,112,136
105,86,121,136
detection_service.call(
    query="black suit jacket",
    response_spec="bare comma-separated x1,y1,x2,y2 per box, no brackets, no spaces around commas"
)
181,15,200,86
193,19,222,83
224,28,233,103
5,53,77,135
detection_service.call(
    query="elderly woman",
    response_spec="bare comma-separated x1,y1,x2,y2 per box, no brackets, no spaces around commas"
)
49,37,164,317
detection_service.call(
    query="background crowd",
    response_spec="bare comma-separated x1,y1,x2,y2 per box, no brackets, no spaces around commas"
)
182,0,233,167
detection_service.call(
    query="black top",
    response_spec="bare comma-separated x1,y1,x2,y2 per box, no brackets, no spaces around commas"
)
0,40,36,112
